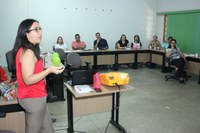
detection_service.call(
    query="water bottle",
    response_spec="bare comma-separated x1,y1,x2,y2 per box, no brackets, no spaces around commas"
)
93,72,101,92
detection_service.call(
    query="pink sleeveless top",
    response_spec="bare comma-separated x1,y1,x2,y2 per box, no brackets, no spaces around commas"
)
16,48,47,99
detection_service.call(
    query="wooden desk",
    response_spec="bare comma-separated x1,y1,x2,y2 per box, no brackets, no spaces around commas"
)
0,97,25,133
64,83,134,133
150,50,166,72
65,49,157,70
186,55,200,84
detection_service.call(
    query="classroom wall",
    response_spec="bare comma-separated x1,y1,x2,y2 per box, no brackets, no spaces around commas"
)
0,0,158,67
157,0,200,13
156,0,200,43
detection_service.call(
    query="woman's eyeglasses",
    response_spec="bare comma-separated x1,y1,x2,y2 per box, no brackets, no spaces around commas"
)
27,27,42,33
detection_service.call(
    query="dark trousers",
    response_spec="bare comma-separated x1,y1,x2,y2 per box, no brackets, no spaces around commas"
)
171,57,186,78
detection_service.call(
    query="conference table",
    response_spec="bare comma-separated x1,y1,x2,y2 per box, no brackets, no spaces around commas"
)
185,54,200,84
64,83,134,133
64,48,200,84
64,48,166,72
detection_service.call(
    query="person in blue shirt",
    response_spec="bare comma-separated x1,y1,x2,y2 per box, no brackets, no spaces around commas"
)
162,36,173,49
94,32,109,50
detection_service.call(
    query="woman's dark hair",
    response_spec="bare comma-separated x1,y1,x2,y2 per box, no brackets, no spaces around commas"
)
133,35,142,47
13,19,41,62
57,36,64,44
75,34,80,38
134,35,140,43
153,35,158,39
120,34,127,41
168,39,177,48
168,36,173,40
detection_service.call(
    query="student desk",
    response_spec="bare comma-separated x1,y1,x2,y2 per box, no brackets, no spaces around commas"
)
150,49,166,72
65,48,166,71
64,83,134,133
186,55,200,84
0,97,25,133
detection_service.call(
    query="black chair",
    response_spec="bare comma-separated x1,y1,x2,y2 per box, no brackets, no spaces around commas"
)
165,58,177,81
0,112,16,133
66,52,90,79
55,48,67,65
53,46,56,51
5,50,16,80
165,58,190,82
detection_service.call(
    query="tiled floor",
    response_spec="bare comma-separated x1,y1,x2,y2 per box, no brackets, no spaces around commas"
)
48,67,200,133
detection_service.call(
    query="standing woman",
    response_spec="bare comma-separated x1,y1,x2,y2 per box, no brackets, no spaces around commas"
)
13,19,64,133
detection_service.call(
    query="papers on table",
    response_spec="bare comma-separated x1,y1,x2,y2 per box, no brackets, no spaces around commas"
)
184,53,198,58
74,85,94,94
184,54,196,57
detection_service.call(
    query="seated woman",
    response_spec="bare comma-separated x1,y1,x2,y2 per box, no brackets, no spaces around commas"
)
116,34,129,49
166,39,186,83
131,35,142,49
54,36,68,51
148,35,162,49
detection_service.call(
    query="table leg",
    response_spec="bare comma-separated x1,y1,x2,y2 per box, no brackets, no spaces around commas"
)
133,53,138,69
162,54,166,72
113,53,118,70
110,92,127,133
67,89,74,133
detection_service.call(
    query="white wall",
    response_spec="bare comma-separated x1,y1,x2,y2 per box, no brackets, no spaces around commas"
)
0,0,29,67
156,0,200,41
0,0,158,67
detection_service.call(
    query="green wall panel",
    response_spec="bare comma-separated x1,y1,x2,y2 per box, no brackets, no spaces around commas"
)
166,13,200,54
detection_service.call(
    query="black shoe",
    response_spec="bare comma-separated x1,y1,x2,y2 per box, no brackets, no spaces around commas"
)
179,79,185,83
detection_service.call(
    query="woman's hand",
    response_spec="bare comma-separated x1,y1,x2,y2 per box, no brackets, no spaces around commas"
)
48,66,65,75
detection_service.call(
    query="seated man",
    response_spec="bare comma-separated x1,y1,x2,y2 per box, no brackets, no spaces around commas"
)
71,34,86,50
162,36,173,49
94,32,109,50
166,39,186,83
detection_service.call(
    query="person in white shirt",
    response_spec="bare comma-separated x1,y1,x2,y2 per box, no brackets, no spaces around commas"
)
131,35,142,49
53,36,68,51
